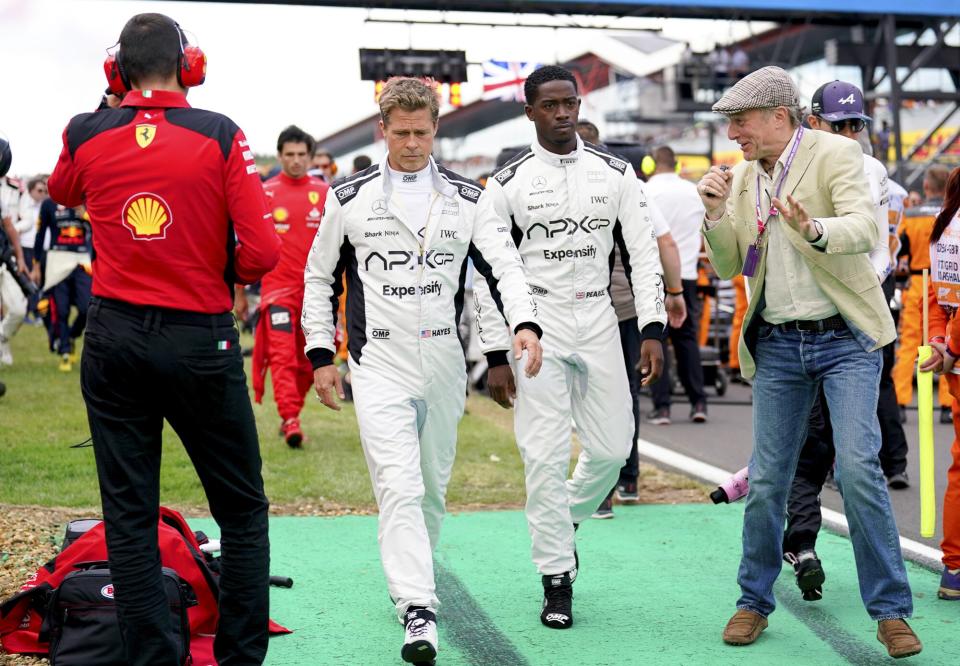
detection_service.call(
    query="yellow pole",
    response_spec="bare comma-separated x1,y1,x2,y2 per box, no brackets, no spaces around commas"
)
918,269,936,538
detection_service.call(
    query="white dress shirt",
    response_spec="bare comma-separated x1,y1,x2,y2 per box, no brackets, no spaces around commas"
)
645,172,706,280
757,129,839,324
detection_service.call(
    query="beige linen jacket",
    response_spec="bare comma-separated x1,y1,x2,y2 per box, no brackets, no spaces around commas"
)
703,129,896,379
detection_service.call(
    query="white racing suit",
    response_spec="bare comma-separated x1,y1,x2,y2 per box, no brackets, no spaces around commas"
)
474,138,666,575
1,179,26,353
302,155,539,617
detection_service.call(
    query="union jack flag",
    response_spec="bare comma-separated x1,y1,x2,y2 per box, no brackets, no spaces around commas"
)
482,60,541,102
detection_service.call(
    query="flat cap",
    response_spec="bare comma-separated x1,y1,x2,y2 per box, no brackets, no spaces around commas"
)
712,66,799,115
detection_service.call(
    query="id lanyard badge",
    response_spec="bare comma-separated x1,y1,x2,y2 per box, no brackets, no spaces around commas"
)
742,127,804,278
741,211,767,278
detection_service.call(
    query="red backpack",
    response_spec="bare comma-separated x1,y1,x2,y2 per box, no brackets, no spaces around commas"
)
0,507,289,665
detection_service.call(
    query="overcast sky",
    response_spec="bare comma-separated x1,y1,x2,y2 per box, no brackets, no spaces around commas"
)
0,0,776,174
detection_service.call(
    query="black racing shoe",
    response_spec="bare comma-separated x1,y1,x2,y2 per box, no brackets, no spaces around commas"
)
541,572,574,629
785,550,825,601
591,490,614,519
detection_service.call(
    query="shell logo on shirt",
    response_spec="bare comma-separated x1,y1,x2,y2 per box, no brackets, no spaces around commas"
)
273,207,290,233
308,191,320,205
121,193,173,240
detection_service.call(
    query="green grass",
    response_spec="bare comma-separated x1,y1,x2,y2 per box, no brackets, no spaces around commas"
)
0,324,528,511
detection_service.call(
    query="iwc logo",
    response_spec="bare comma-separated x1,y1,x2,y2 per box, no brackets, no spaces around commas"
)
121,192,173,240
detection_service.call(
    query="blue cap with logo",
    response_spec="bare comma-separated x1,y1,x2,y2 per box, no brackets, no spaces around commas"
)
811,80,871,122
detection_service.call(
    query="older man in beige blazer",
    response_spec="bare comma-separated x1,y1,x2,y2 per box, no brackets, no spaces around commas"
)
697,67,921,659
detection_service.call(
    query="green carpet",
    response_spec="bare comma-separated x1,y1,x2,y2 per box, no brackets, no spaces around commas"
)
190,505,955,665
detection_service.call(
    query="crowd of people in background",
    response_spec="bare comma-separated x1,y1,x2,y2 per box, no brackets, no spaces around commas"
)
1,23,959,662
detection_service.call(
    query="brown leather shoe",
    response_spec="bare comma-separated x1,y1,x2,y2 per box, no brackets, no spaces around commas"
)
877,619,922,658
722,609,767,645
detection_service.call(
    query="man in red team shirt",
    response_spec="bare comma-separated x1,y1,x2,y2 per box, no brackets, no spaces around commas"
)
248,125,328,446
47,14,279,665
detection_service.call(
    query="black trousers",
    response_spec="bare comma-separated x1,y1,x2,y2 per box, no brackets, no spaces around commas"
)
878,274,908,476
51,265,91,354
618,317,641,482
81,297,270,666
784,275,907,553
651,279,706,409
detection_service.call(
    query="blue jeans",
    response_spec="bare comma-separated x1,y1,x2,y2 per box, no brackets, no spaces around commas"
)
737,323,913,620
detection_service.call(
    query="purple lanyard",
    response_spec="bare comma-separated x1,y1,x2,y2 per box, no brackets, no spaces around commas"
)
754,126,804,238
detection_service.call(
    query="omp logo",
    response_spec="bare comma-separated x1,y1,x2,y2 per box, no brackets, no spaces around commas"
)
543,245,597,261
575,289,606,299
531,176,548,190
590,196,609,204
371,199,388,215
526,217,611,239
608,158,627,171
495,168,513,183
460,185,480,200
530,285,548,296
271,310,291,326
402,174,418,182
121,192,173,241
372,328,390,339
101,584,115,599
336,185,355,201
382,281,442,299
440,229,458,239
365,251,454,271
545,613,568,625
837,93,856,105
497,226,510,233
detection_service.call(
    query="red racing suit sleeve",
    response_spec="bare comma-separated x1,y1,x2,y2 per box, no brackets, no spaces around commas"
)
226,128,280,284
47,127,84,208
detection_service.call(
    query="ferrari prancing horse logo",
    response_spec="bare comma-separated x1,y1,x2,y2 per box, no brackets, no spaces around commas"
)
308,191,320,205
136,124,157,148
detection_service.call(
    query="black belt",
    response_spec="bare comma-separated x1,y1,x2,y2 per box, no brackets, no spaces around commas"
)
910,269,928,275
765,314,846,333
91,296,233,327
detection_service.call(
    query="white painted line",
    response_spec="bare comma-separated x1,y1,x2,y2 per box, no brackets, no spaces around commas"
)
636,437,944,569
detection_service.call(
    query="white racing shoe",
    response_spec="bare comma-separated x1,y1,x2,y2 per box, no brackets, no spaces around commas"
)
401,606,438,665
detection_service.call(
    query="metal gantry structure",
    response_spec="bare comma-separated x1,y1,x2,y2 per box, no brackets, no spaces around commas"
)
186,1,960,185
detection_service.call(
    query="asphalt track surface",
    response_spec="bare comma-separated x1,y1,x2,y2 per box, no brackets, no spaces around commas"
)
192,508,956,666
639,381,956,548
